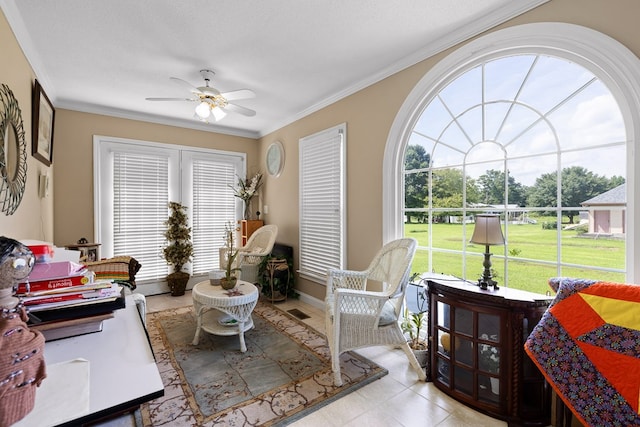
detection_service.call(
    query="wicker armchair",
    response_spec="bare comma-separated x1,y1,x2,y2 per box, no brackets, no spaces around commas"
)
325,238,426,386
236,224,278,284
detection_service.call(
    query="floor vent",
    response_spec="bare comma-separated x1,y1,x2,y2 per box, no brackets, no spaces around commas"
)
287,308,310,320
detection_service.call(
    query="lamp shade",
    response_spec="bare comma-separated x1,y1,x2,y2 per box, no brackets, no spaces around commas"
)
195,101,211,119
470,214,505,246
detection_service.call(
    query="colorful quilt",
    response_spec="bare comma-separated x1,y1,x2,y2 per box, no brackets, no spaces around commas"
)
524,277,640,427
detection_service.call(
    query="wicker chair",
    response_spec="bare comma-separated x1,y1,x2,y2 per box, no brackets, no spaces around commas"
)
236,224,278,284
325,237,426,386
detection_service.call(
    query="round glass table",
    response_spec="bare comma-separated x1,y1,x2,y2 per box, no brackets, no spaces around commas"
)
191,280,258,352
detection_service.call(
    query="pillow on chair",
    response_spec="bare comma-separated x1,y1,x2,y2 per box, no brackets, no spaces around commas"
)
378,300,398,326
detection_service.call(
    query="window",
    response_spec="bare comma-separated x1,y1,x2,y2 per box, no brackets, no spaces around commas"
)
95,136,244,285
298,123,346,282
384,23,640,290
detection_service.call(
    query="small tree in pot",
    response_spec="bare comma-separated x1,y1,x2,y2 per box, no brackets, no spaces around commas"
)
163,201,193,296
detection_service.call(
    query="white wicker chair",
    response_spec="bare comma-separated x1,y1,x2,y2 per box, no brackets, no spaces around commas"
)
325,237,426,386
236,224,278,284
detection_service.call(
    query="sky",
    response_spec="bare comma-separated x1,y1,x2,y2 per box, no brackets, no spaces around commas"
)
409,54,626,187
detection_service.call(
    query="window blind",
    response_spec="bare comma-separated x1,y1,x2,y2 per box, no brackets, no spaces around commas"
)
299,123,346,281
96,136,244,285
190,157,239,274
113,151,170,281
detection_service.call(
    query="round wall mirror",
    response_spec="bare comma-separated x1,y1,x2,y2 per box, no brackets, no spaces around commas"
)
0,84,27,215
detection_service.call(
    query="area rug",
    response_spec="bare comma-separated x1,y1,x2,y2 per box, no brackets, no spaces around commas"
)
139,301,388,426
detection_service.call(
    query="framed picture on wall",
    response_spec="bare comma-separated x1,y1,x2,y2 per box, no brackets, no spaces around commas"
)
32,79,55,166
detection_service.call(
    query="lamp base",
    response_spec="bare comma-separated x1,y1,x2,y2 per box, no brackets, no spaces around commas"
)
478,246,499,291
477,278,499,291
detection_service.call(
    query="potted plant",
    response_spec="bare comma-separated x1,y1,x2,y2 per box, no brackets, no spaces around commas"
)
401,308,429,368
220,221,241,290
162,201,193,296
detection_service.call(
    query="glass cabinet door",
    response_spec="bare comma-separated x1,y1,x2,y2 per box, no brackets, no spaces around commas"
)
433,295,504,406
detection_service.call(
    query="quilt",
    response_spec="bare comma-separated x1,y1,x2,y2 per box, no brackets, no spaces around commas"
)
524,277,640,427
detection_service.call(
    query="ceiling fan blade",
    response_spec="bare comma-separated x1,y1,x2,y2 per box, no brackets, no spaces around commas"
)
170,77,202,94
146,97,196,101
224,103,256,117
220,89,256,101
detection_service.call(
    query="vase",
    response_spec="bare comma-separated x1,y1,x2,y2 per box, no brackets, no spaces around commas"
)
208,269,225,286
220,276,237,290
490,377,499,395
243,199,251,220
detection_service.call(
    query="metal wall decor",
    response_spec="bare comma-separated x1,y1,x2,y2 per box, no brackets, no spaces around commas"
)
0,84,27,215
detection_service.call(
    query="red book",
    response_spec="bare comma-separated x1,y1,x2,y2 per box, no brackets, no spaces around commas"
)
16,272,91,295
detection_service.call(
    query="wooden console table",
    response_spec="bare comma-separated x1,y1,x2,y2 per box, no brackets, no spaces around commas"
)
428,277,553,426
15,295,164,427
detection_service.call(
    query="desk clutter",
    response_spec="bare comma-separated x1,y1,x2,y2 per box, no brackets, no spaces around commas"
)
18,242,126,341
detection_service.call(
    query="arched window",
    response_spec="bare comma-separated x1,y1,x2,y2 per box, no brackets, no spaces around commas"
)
384,23,640,293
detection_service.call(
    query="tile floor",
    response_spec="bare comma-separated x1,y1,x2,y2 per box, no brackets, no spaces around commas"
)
95,291,506,427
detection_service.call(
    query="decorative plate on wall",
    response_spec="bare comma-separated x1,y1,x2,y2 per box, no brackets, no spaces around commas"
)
0,84,27,215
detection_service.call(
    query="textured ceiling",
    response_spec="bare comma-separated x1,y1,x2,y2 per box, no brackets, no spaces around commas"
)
0,0,548,138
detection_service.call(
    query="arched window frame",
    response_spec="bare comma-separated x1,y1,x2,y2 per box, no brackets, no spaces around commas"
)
383,22,640,281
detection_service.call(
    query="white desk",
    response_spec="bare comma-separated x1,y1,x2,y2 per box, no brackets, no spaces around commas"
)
18,295,164,426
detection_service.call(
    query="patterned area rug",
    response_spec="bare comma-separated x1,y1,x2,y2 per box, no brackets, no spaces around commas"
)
139,301,388,426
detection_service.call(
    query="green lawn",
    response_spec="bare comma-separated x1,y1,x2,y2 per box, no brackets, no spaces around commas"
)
405,220,625,295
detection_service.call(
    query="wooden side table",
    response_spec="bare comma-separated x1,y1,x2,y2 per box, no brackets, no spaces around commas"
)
191,280,258,352
238,220,263,245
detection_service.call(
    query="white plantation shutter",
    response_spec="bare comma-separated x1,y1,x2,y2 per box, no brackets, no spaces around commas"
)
299,123,346,281
185,152,242,274
95,136,244,284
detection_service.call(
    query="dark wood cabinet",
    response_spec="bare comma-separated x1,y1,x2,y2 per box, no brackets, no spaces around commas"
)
427,278,553,426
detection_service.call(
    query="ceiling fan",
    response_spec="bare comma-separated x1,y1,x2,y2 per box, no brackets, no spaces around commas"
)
146,69,256,122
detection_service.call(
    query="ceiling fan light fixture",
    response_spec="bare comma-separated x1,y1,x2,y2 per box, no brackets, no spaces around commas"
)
195,101,211,119
211,106,226,122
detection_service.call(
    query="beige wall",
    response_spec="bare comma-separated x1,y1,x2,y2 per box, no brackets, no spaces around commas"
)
0,10,53,241
53,110,258,247
258,0,640,300
3,0,640,301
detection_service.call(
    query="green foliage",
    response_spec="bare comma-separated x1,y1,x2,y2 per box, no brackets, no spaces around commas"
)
401,310,427,350
509,248,522,257
432,168,479,202
527,166,620,224
257,254,298,299
405,220,625,294
404,145,430,223
541,221,557,230
222,221,241,280
573,224,589,234
162,202,193,273
477,169,527,206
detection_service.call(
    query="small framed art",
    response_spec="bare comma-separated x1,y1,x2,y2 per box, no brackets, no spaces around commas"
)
32,79,55,166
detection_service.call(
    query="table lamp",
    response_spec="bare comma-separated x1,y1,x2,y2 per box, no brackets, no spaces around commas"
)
470,214,505,290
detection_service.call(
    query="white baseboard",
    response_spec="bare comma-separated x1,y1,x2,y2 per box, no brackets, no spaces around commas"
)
295,290,325,310
132,275,205,296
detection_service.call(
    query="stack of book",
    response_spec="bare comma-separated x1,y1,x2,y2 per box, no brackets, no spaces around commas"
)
18,256,126,341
